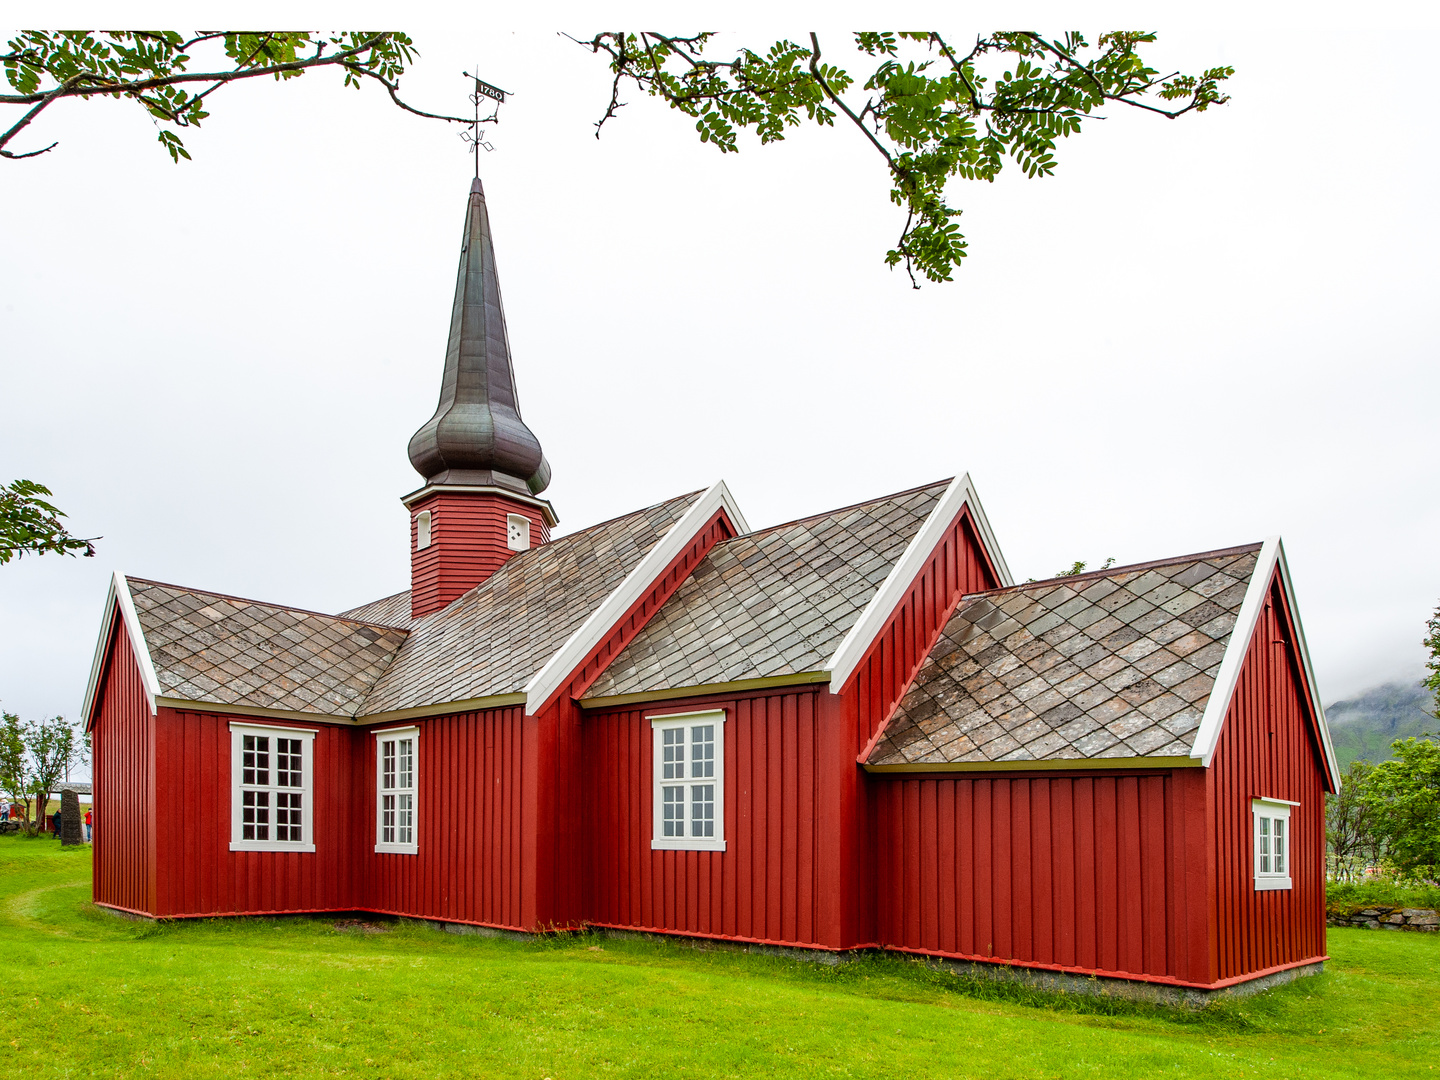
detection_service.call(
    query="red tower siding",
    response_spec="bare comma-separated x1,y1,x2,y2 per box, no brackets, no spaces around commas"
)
1207,572,1329,983
151,709,358,917
582,687,827,948
871,768,1211,983
91,616,157,916
409,491,550,618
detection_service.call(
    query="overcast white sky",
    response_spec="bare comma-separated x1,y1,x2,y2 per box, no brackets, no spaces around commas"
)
3,12,1438,743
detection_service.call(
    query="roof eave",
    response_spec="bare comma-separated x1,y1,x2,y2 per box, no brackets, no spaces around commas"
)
824,473,1011,694
522,480,749,716
1187,536,1341,790
81,572,160,730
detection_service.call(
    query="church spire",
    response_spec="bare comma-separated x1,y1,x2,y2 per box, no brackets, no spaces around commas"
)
407,177,551,496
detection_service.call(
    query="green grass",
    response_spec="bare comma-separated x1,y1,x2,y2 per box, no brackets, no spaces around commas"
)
1,836,1436,1079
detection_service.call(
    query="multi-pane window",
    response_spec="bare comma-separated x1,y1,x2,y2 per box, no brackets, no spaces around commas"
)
375,726,419,854
230,724,315,853
651,710,725,851
1253,798,1295,890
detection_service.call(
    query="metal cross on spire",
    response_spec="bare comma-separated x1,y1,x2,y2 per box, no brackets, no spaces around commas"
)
460,68,508,175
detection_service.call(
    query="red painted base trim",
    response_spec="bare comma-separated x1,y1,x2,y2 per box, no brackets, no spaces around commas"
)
586,920,879,953
94,901,159,919
879,942,1330,990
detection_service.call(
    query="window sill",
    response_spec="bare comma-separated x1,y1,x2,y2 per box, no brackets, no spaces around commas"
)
374,844,419,855
230,841,316,853
651,839,726,852
1255,876,1292,891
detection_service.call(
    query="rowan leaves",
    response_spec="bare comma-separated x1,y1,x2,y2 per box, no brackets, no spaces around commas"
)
579,31,1233,285
1,31,450,164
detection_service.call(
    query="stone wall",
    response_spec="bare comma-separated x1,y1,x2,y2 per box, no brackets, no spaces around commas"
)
1328,906,1439,931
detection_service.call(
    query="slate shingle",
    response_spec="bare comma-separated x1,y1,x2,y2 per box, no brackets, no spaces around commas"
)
867,544,1261,767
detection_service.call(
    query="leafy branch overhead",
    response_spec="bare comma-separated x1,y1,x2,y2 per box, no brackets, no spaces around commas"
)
0,31,469,164
576,32,1232,285
0,480,97,564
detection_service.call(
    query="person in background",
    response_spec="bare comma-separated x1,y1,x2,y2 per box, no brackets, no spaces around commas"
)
52,807,62,839
84,808,92,843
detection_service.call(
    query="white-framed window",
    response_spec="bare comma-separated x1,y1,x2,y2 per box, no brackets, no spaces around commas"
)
416,509,433,550
374,726,419,854
1253,798,1297,891
506,513,531,552
650,709,725,851
229,723,316,853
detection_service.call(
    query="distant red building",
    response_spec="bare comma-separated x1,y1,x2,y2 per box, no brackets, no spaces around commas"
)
84,179,1340,997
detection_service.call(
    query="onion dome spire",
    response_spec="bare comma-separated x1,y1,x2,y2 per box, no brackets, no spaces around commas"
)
407,177,551,495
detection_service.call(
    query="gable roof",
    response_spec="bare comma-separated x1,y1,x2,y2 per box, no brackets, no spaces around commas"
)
128,579,409,718
357,490,703,717
583,481,949,702
867,545,1263,770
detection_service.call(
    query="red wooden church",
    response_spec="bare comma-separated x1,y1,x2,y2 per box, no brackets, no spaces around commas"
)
83,178,1341,997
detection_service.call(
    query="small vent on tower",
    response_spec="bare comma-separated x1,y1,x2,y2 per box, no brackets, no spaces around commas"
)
416,510,433,551
506,514,531,552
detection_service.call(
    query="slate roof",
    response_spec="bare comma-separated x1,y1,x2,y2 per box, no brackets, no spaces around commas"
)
357,490,703,715
866,544,1262,768
584,481,948,700
128,580,409,717
339,590,414,629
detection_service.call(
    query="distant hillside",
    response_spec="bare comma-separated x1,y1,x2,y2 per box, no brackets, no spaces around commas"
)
1325,681,1436,769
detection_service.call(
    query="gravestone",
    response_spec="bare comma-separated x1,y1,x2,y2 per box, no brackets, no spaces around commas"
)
60,789,83,846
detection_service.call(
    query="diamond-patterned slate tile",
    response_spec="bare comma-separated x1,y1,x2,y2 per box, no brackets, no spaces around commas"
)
868,543,1262,769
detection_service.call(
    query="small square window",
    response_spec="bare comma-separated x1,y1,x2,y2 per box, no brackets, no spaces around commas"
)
506,514,531,552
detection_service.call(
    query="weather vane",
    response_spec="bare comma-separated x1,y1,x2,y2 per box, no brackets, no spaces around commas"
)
460,68,508,175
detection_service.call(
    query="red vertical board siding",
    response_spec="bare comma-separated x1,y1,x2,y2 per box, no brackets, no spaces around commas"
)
361,704,533,930
409,491,551,618
581,686,825,948
1207,574,1329,982
873,769,1207,982
151,709,356,917
91,615,157,916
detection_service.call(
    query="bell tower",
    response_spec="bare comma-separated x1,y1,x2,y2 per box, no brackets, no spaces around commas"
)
404,177,557,619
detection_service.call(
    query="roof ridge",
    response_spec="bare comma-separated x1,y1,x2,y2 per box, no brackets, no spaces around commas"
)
738,478,953,540
125,577,409,632
338,587,410,612
972,542,1264,597
549,488,706,543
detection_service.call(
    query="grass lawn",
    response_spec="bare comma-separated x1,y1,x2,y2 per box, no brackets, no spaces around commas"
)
1,836,1434,1079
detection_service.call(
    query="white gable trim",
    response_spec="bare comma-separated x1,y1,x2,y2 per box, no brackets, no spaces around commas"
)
823,473,1012,695
523,481,750,716
1189,537,1341,789
81,573,160,727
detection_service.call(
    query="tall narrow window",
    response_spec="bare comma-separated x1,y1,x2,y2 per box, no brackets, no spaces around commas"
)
375,726,419,854
416,509,433,550
229,724,316,852
1253,798,1295,890
650,710,725,851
